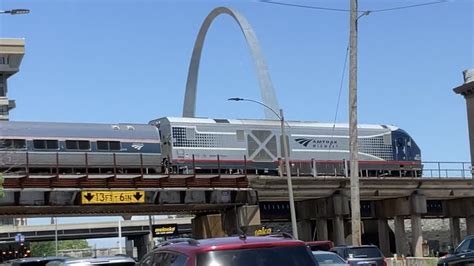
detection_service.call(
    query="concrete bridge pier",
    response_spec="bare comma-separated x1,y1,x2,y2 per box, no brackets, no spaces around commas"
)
316,218,328,241
125,239,134,257
332,194,349,245
393,216,408,256
296,194,348,242
410,194,427,257
295,199,329,241
450,217,461,247
333,216,345,245
377,193,427,257
466,216,474,235
377,218,391,256
129,235,148,260
192,205,261,238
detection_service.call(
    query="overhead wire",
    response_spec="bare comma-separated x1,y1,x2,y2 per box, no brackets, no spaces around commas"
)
258,0,448,14
325,43,349,162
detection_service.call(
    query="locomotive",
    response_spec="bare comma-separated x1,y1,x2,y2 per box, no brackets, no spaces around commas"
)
0,117,421,177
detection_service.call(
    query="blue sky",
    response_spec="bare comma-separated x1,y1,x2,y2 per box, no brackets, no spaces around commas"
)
1,0,473,247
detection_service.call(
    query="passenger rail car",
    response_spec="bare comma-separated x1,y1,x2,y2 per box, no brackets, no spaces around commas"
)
151,117,422,177
0,121,162,175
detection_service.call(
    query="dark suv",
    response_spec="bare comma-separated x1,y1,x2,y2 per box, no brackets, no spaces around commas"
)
438,235,474,266
138,235,317,266
331,245,386,266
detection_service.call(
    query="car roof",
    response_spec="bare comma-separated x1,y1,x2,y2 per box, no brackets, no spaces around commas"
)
312,251,339,255
306,240,333,244
58,256,135,264
155,236,306,255
6,256,68,262
334,245,378,248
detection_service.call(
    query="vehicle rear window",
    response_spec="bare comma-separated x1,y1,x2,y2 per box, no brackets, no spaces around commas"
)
196,245,315,266
348,247,382,258
313,253,346,264
308,243,333,251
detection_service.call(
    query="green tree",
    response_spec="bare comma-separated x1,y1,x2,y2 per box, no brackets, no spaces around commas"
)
31,240,90,257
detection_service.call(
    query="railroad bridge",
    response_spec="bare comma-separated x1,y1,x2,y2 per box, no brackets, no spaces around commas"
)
1,168,474,258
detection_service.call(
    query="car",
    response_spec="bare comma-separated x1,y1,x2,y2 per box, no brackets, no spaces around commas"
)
438,235,474,266
306,241,335,252
3,256,68,266
138,235,317,266
312,251,348,265
44,256,136,266
331,245,386,266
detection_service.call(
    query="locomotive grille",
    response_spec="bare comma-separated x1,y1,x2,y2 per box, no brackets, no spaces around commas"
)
358,135,393,160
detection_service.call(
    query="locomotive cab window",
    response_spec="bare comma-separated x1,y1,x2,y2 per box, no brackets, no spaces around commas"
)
97,140,121,151
33,139,59,150
66,140,91,150
0,139,26,149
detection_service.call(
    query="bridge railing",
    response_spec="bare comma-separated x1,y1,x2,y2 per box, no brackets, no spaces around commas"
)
421,161,472,179
1,151,471,179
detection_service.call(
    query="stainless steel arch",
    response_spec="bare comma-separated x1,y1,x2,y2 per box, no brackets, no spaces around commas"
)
182,7,280,119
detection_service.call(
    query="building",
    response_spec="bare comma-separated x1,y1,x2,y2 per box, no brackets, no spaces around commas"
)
0,38,25,121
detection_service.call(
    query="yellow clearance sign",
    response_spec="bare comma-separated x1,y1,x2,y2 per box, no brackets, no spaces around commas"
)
81,190,145,204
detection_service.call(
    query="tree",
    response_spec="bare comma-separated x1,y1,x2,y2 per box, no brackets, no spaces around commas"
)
30,240,90,257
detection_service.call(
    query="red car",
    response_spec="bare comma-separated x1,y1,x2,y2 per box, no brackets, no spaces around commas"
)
306,240,335,252
139,235,317,266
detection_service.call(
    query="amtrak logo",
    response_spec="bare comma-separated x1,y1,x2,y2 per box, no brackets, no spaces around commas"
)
295,138,313,147
131,143,144,150
295,138,338,148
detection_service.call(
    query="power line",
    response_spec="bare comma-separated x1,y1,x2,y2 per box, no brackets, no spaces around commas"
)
259,0,447,13
258,0,356,13
370,0,447,13
326,44,349,160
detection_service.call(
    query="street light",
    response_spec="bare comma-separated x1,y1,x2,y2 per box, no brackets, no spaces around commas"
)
0,9,30,15
228,97,298,239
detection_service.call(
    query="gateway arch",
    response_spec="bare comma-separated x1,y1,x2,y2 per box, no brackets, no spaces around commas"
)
182,7,280,119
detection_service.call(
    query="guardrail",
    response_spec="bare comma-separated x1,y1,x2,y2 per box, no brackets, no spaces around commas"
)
422,161,472,179
1,152,471,179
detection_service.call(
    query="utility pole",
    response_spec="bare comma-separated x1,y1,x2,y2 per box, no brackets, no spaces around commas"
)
349,0,361,246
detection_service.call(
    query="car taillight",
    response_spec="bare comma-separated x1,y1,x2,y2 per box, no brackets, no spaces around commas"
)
383,258,388,266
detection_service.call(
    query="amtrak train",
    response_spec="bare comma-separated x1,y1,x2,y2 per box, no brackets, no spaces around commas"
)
0,117,421,177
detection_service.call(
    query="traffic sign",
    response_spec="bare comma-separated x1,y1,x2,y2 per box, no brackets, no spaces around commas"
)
81,190,145,204
15,233,25,242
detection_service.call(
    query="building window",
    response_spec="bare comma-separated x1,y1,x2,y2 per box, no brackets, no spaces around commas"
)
0,139,26,149
97,141,121,151
0,106,8,115
0,56,7,65
65,140,90,150
33,139,59,150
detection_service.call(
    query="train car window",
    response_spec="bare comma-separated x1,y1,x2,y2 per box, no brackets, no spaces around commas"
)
78,140,90,150
109,141,121,150
66,140,90,150
97,141,109,150
97,141,121,151
0,139,26,149
47,140,59,149
33,139,59,150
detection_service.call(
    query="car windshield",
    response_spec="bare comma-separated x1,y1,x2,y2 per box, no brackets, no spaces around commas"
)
348,247,382,258
313,253,346,264
196,245,316,266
